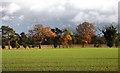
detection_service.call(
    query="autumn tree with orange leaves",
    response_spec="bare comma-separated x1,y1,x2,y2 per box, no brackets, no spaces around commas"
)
76,22,96,48
27,24,55,48
51,28,72,48
59,34,72,48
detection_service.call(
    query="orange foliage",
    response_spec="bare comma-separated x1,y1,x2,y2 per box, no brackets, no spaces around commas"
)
29,24,55,44
59,34,72,46
82,40,88,44
33,24,55,37
65,35,72,40
45,38,47,41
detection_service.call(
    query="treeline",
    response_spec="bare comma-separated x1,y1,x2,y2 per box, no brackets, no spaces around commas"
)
1,22,120,49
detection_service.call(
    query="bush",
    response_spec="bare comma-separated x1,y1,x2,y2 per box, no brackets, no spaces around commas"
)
94,39,101,48
11,40,16,48
11,41,20,49
2,42,5,49
16,42,20,49
31,43,37,48
107,42,113,48
94,44,101,47
28,45,32,48
54,44,57,48
23,43,27,48
32,45,35,48
115,40,120,47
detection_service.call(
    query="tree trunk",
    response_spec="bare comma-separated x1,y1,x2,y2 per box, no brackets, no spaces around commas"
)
39,44,41,48
69,45,71,48
38,41,42,49
63,45,64,48
66,45,68,48
82,43,84,48
59,45,61,48
8,41,10,49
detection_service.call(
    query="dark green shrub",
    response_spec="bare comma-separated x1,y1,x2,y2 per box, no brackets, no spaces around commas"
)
2,42,5,49
94,39,101,48
94,44,101,47
107,42,113,48
54,44,57,48
23,43,27,48
11,40,16,48
16,42,20,49
28,45,31,48
115,40,120,47
32,45,35,48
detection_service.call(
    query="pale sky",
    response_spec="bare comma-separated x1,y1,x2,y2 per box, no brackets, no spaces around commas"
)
0,0,119,34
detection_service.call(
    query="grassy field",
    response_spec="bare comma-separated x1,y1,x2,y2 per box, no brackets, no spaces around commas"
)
2,48,118,71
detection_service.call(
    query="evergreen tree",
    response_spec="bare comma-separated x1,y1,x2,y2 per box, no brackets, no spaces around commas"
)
102,25,117,47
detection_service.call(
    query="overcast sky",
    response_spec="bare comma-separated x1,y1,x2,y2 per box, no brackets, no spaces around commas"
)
0,0,119,34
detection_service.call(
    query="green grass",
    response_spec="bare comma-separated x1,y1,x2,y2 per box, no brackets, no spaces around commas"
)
2,48,118,71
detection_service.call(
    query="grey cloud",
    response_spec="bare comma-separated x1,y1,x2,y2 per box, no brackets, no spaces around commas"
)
0,1,118,34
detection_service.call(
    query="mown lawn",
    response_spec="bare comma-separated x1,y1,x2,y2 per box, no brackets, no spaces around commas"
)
2,48,118,71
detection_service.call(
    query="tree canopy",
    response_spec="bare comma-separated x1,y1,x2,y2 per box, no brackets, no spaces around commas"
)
102,25,117,47
76,22,96,47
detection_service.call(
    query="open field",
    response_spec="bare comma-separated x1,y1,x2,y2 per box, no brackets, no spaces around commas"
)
2,48,118,71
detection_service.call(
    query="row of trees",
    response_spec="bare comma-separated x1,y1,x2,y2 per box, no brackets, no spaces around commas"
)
1,22,120,49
